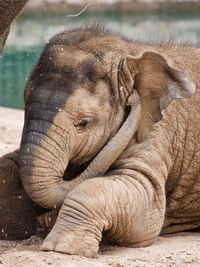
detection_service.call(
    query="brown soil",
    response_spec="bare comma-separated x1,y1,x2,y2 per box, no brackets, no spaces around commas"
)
0,106,200,266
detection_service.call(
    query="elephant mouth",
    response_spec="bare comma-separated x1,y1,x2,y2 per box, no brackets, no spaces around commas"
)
63,160,92,181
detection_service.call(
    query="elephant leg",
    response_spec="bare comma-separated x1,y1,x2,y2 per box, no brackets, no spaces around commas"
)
0,150,39,240
37,209,58,231
41,175,165,257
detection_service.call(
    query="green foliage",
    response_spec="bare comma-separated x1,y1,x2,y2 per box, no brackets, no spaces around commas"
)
0,47,41,109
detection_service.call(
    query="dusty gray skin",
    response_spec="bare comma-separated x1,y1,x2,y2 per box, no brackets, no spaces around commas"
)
0,25,199,256
19,26,198,257
20,28,195,211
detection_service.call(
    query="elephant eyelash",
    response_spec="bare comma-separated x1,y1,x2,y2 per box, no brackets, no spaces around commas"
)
75,117,91,128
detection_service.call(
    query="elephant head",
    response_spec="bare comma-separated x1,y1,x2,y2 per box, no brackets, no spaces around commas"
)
20,27,195,210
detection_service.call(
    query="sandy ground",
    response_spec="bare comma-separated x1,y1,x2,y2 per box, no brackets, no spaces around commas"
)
0,106,200,266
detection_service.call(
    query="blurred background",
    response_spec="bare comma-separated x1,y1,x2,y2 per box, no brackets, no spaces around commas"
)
0,0,200,109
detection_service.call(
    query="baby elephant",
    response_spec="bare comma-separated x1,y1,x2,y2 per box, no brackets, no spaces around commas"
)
1,25,200,257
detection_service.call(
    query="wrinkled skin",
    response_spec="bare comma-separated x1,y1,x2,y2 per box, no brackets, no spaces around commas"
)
1,25,200,257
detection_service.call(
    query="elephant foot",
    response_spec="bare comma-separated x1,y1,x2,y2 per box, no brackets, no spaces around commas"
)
41,227,99,258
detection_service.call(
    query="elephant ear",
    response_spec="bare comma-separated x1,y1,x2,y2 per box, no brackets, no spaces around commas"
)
122,51,196,142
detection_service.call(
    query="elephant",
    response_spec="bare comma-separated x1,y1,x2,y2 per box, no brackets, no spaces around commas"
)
1,24,200,258
0,0,29,56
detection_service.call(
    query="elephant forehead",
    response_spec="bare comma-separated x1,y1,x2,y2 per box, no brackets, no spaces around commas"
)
48,45,112,79
63,85,112,116
52,46,90,68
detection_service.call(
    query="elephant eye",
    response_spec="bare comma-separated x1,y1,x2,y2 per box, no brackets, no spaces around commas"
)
76,117,91,128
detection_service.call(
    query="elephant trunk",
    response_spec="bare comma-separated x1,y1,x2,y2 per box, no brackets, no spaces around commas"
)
20,129,70,209
20,91,141,210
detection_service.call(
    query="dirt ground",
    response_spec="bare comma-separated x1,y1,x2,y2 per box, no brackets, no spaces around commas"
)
0,106,200,266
